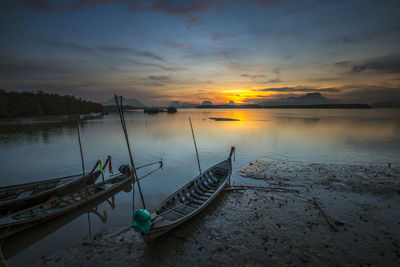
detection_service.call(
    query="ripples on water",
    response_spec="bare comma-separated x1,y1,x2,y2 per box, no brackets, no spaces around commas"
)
0,108,399,264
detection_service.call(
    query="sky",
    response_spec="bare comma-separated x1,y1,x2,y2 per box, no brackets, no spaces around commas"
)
1,0,400,105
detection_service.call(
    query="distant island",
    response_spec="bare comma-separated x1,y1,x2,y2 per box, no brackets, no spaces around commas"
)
0,90,104,118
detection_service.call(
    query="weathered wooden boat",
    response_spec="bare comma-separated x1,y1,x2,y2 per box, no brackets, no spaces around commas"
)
143,147,235,240
0,165,132,239
2,183,132,260
0,157,112,215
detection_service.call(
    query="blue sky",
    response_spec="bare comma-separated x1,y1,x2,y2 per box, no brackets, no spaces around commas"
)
1,0,400,105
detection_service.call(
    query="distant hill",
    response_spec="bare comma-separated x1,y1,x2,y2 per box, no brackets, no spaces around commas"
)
261,92,338,106
103,96,145,107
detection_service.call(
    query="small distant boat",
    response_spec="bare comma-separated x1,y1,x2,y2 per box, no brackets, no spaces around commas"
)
143,147,234,240
0,159,107,215
144,107,160,114
0,166,132,239
167,107,177,113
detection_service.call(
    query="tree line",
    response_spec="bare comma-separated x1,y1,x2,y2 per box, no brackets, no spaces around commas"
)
0,89,104,118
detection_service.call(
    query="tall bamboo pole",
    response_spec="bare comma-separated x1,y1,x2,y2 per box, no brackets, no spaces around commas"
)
114,95,146,209
189,117,202,175
75,115,88,200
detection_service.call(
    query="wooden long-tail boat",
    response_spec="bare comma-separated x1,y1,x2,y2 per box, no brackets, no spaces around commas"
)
0,157,113,215
0,165,132,239
143,147,235,240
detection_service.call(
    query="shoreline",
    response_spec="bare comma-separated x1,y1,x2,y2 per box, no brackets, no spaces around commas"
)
0,113,104,127
31,159,400,266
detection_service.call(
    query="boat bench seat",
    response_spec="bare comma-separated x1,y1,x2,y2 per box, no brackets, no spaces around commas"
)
17,190,34,199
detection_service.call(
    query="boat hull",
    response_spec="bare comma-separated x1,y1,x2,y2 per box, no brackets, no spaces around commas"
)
0,173,131,239
0,171,101,215
143,147,234,241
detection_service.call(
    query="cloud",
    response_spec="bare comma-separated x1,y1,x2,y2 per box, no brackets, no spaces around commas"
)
150,0,219,16
187,16,202,29
339,85,400,104
351,55,400,74
266,77,282,83
44,39,164,61
163,41,192,50
0,60,73,76
256,86,341,93
327,26,400,45
334,61,353,68
128,0,221,29
273,67,281,74
211,33,234,41
241,73,266,80
124,59,178,71
147,75,171,81
335,55,400,74
18,0,128,12
253,0,275,8
19,0,222,29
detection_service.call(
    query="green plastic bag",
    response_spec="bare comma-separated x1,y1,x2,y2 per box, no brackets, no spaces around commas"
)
131,209,152,234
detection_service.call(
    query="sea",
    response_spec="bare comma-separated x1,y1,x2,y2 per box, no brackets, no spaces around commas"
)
1,108,399,265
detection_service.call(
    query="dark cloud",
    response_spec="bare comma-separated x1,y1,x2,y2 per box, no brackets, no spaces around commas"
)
147,75,171,81
128,0,221,29
211,33,234,41
241,73,266,80
44,39,164,61
19,0,222,29
266,78,282,83
18,0,127,12
256,86,341,93
124,59,178,71
351,55,400,74
339,85,400,104
0,60,76,77
186,16,202,29
135,51,164,61
163,41,192,50
254,0,275,8
327,26,400,45
150,0,219,16
336,55,400,74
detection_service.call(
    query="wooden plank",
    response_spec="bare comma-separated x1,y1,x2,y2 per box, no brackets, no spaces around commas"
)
174,204,195,215
170,210,185,217
194,187,212,197
17,190,33,200
159,211,180,221
190,198,204,205
191,191,209,201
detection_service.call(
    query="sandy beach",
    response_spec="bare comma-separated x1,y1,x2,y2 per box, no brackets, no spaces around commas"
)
33,159,400,266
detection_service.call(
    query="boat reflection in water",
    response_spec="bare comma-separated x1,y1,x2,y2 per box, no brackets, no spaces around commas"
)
1,181,132,261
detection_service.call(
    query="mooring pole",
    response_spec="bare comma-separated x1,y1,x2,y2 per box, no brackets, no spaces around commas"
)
114,95,146,210
76,115,85,176
189,117,202,175
75,114,88,200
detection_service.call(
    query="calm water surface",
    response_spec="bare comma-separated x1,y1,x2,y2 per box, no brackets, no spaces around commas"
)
1,108,399,265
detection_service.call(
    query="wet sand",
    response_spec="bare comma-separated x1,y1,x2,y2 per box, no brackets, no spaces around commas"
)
37,160,400,266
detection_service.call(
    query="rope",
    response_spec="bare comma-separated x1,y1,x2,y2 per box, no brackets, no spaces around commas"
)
135,160,163,170
137,164,163,181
